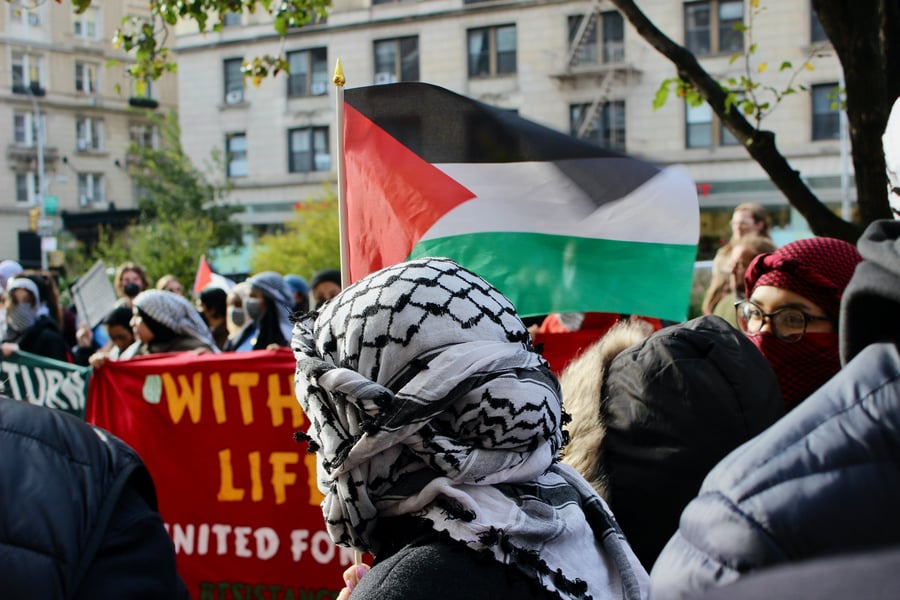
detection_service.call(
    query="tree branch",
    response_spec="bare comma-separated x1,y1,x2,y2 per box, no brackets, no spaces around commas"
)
609,0,861,242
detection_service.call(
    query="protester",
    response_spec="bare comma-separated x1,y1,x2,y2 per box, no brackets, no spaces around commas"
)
76,306,137,368
309,268,342,308
197,286,230,351
649,98,900,600
710,234,777,327
119,289,218,359
284,274,310,315
737,236,862,410
0,395,190,598
113,261,151,308
156,274,185,295
702,203,772,315
293,257,648,600
225,281,251,340
561,315,783,570
1,276,69,362
225,272,292,351
0,260,21,340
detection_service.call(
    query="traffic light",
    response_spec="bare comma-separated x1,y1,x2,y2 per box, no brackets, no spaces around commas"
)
28,207,40,231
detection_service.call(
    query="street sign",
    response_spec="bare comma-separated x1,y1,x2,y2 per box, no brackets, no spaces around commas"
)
37,218,55,237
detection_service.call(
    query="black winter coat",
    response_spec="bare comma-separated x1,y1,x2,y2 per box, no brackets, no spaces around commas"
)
0,396,190,599
17,314,69,362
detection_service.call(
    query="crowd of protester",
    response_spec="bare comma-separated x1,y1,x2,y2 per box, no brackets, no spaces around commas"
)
0,261,343,368
1,98,899,598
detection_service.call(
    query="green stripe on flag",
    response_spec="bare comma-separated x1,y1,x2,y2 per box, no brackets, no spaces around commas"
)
410,232,696,322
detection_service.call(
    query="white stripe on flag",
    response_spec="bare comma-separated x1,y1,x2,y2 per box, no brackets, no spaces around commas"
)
420,163,698,245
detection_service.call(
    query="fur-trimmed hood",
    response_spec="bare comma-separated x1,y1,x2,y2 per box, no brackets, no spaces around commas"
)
561,315,783,569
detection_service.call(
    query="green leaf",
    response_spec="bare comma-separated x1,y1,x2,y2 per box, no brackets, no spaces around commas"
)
652,80,672,111
779,61,793,71
749,43,757,54
733,22,748,32
729,52,741,65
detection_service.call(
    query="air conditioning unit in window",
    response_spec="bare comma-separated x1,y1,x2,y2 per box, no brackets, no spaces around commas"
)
374,72,397,85
225,89,244,105
76,139,89,151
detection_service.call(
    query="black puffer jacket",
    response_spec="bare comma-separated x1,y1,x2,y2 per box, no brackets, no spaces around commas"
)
650,220,900,600
599,315,783,570
0,396,189,599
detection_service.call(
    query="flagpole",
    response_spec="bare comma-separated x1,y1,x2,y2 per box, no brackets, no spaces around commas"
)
333,59,350,288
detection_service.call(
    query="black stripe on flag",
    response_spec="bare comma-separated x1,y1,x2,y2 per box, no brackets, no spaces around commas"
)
345,82,662,210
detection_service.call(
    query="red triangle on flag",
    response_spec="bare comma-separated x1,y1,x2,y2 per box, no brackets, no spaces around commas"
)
192,256,213,296
344,103,476,282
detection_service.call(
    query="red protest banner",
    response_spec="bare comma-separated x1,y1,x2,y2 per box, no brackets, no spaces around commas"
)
85,349,349,600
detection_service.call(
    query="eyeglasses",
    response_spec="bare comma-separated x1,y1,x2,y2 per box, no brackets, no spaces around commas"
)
734,300,833,343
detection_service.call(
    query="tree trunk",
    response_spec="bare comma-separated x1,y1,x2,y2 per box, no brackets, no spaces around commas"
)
609,0,863,242
813,0,896,224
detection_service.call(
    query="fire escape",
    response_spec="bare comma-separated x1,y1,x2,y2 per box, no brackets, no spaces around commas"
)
555,0,640,142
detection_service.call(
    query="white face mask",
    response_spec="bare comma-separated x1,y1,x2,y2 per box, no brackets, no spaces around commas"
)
228,306,246,328
4,302,38,340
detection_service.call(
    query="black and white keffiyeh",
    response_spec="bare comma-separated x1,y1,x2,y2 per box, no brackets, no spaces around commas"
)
292,258,647,600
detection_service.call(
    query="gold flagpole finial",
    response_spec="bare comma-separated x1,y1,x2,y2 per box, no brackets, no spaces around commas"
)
333,59,345,87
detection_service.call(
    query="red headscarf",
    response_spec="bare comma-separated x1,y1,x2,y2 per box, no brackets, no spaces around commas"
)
744,237,862,319
743,237,862,410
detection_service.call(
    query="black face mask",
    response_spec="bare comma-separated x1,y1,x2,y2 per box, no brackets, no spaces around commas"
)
123,282,141,298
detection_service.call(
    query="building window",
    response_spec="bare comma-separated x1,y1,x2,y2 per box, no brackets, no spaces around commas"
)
685,102,739,148
288,127,330,173
129,123,158,150
570,101,627,152
287,48,328,97
13,111,44,146
811,83,840,140
226,133,248,177
222,11,241,26
10,1,41,26
374,37,419,84
568,11,625,65
468,25,517,78
15,172,38,204
75,61,99,94
76,117,104,151
73,5,100,40
78,173,104,206
810,9,827,43
684,0,743,56
11,52,43,95
224,58,245,104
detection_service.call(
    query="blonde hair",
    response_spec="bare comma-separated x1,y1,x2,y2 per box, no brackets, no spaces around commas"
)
733,202,770,238
560,319,654,499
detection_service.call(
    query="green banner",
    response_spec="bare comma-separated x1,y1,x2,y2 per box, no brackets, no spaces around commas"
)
0,350,90,417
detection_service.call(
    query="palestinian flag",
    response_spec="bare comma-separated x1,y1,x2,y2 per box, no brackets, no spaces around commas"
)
342,82,698,321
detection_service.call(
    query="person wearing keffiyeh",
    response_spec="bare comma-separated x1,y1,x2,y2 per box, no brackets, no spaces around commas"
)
292,257,648,600
123,289,219,357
